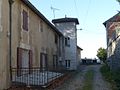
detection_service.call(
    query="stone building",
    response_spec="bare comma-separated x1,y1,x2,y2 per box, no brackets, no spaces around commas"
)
103,12,120,71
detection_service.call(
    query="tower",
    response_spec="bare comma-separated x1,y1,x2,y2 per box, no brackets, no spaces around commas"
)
52,17,79,70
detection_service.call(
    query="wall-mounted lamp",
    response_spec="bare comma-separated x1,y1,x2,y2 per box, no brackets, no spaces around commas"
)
77,28,83,30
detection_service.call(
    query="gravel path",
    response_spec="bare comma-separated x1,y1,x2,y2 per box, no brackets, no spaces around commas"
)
93,65,112,90
55,65,112,90
55,65,87,90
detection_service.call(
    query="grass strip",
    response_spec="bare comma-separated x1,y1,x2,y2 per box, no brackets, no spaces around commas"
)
82,69,94,90
100,64,120,90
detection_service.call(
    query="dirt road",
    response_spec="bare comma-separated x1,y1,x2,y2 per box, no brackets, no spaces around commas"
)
55,65,112,90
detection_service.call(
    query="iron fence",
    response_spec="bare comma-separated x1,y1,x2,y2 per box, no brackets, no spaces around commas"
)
11,67,67,88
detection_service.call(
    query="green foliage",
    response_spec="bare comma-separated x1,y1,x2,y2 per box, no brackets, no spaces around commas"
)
116,0,120,3
97,47,107,63
112,71,120,90
100,64,120,90
100,64,112,81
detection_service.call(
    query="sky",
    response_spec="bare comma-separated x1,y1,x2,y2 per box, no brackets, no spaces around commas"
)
29,0,120,59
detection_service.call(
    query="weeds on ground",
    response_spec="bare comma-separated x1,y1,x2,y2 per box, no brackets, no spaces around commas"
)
82,70,94,90
112,71,120,90
100,64,120,90
100,64,112,81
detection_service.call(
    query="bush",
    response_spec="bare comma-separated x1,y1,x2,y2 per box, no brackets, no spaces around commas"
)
100,64,120,90
100,64,112,81
112,71,120,90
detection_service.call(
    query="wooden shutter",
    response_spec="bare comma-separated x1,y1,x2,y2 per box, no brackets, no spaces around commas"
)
53,55,55,67
17,47,22,76
29,50,32,73
45,54,48,69
56,56,58,67
40,53,43,69
23,10,28,31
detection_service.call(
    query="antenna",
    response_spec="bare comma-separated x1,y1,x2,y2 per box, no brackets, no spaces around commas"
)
51,6,59,18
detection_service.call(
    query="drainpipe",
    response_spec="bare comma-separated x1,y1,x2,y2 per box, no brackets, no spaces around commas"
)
8,0,14,83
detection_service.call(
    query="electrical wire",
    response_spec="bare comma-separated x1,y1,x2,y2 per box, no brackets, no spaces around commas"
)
83,0,92,26
73,0,92,30
74,0,80,18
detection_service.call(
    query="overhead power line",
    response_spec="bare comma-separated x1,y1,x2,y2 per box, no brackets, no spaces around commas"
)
74,0,79,18
83,0,92,26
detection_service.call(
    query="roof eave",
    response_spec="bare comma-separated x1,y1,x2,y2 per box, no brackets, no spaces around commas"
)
52,18,79,25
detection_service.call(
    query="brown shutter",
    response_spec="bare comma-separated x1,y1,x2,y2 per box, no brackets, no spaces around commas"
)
23,10,28,31
56,56,58,67
45,54,48,69
53,55,55,68
25,11,28,30
17,47,22,76
40,53,43,69
29,50,32,73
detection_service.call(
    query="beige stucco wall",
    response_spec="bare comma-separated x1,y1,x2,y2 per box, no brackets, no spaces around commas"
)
11,0,58,68
0,0,59,89
11,0,21,68
0,0,10,89
23,2,58,68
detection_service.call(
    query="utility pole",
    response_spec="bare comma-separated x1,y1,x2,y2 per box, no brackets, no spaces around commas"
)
51,6,59,19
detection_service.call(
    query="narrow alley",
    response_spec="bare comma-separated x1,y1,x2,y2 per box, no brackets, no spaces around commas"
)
55,65,112,90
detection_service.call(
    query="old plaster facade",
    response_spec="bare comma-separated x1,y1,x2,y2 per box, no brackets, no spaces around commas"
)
0,0,62,89
0,0,82,89
103,12,120,71
52,18,79,70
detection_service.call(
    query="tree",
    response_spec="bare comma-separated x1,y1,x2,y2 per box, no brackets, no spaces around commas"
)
97,47,107,63
116,0,120,3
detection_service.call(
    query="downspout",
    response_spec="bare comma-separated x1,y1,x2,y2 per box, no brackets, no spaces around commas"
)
8,0,14,83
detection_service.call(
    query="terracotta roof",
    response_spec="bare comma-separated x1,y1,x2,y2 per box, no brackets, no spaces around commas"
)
52,18,79,24
21,0,63,36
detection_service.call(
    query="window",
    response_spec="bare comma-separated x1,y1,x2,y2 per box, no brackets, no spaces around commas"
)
59,61,62,66
65,37,70,46
68,37,70,45
55,34,58,44
65,38,67,45
65,60,70,68
23,10,28,31
40,20,43,32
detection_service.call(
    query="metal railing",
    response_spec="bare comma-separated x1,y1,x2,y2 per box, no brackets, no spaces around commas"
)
11,67,67,88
